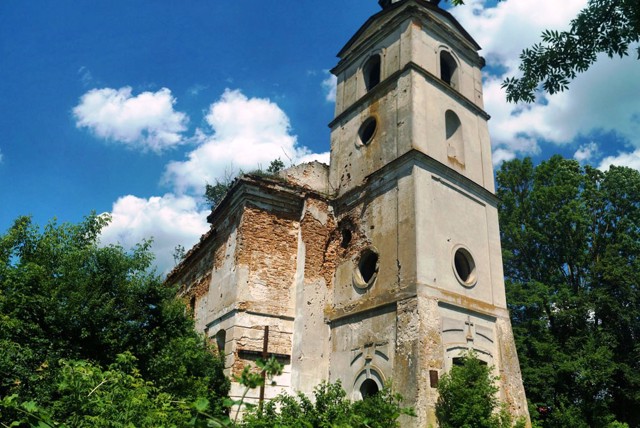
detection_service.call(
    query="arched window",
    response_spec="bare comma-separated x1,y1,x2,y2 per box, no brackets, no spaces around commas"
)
215,329,226,354
440,51,459,89
363,54,381,91
354,368,384,400
360,379,379,398
445,110,464,166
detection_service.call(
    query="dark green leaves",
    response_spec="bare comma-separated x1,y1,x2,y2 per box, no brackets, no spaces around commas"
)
500,0,640,102
436,352,525,428
497,156,640,427
0,214,229,426
241,381,414,428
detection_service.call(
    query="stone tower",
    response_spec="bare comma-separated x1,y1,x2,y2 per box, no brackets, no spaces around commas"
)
325,0,529,425
166,0,529,426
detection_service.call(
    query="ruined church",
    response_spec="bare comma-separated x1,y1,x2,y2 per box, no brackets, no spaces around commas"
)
165,0,530,425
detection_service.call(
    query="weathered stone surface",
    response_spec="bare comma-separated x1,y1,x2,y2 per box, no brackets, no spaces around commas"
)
166,1,529,425
278,161,330,195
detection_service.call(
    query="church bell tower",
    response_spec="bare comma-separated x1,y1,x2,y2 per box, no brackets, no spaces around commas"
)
326,0,530,425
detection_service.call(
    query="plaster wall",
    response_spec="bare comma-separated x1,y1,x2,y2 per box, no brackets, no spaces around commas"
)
278,162,331,195
225,314,294,409
410,71,494,190
329,305,397,400
329,71,413,195
201,226,241,329
291,197,334,395
335,22,409,115
410,17,482,105
332,177,407,315
413,166,504,306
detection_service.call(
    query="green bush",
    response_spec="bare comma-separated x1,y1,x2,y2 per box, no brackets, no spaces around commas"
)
242,380,414,428
436,352,525,428
0,214,229,426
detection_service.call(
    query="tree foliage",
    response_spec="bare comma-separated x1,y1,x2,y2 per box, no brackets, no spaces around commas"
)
0,214,229,426
436,352,524,428
497,156,640,427
242,381,414,428
266,158,285,175
448,0,640,103
502,0,640,103
204,159,286,208
205,180,233,209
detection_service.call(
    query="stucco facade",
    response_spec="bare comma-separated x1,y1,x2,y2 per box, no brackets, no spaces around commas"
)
165,1,530,425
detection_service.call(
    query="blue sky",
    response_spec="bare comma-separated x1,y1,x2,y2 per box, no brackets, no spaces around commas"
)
1,0,639,273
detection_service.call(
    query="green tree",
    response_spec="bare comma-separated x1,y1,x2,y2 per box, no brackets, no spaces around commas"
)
204,159,286,208
266,158,285,175
496,156,640,427
501,0,639,103
205,179,233,208
2,353,197,427
242,381,414,428
436,352,522,428
448,0,640,103
0,214,229,425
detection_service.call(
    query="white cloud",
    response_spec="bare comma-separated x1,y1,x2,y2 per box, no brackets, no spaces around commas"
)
73,86,188,153
100,193,210,274
452,0,586,68
97,88,328,273
598,149,640,171
296,151,330,165
0,148,3,164
450,0,640,159
492,148,516,166
164,89,319,194
574,142,598,163
321,71,337,102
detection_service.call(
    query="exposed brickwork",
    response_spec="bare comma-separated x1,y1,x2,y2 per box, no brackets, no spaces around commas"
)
236,206,299,293
300,198,336,287
193,272,211,299
213,244,226,270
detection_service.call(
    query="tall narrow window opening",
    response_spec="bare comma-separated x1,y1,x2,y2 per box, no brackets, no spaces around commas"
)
341,228,352,248
440,51,458,89
445,110,464,166
363,54,381,91
215,329,227,354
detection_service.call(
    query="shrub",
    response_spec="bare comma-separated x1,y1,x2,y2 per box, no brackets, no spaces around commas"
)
436,352,525,428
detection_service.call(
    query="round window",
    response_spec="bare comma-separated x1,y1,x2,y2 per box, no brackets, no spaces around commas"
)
358,117,377,146
453,247,477,287
353,247,379,289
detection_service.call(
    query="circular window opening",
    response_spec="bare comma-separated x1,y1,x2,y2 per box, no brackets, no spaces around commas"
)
354,247,379,289
359,249,378,283
340,228,352,248
453,247,476,286
358,117,377,146
360,379,379,399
